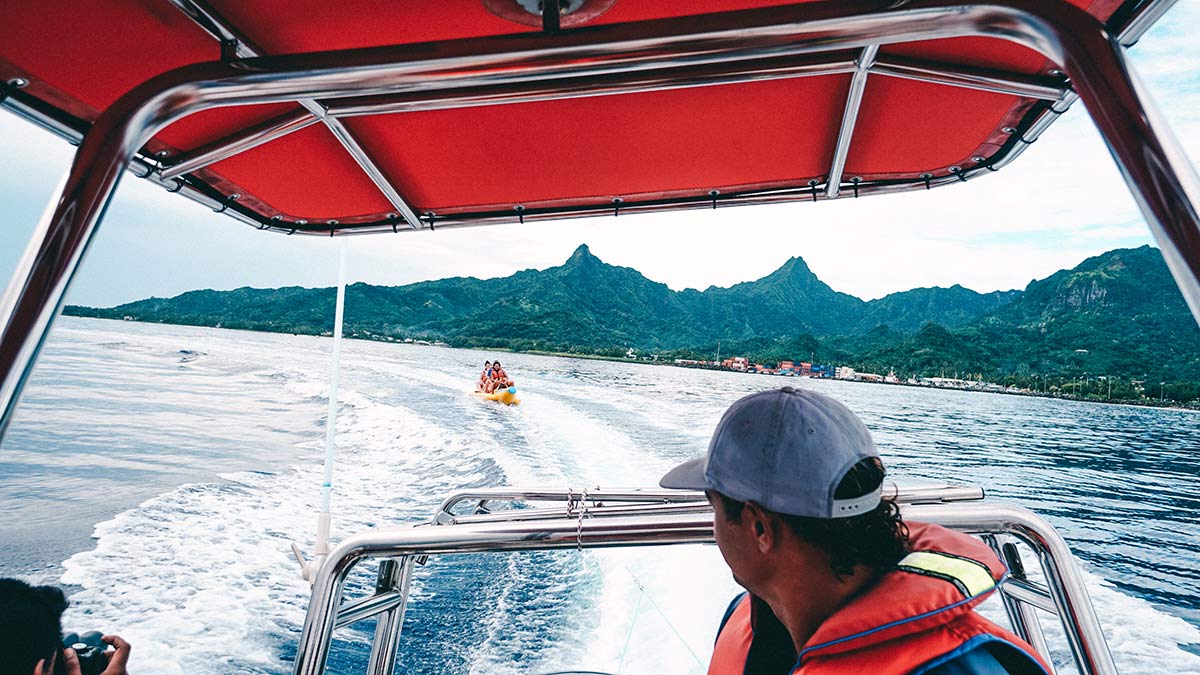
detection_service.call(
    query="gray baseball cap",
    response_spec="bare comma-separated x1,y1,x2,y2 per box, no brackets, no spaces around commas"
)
660,387,882,518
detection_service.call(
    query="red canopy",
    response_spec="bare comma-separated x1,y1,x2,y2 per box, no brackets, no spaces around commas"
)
0,0,1155,233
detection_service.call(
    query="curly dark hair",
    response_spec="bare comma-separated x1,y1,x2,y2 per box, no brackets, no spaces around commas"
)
715,457,909,579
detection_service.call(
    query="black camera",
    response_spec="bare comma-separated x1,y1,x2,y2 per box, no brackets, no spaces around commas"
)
61,631,108,675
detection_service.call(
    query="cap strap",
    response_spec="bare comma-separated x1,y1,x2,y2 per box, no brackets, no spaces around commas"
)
831,485,882,517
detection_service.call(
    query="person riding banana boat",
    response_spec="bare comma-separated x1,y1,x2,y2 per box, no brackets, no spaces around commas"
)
474,359,519,405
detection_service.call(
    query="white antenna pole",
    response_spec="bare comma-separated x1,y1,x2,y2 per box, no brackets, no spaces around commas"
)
310,240,348,580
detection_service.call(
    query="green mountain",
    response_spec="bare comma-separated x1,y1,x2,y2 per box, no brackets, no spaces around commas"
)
856,246,1200,384
65,244,1199,397
66,244,1012,349
858,285,1021,334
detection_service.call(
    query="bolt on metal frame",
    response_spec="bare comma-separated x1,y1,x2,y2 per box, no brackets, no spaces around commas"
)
296,488,1112,675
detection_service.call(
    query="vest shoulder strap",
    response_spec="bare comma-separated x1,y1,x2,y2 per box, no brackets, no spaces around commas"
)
716,592,747,643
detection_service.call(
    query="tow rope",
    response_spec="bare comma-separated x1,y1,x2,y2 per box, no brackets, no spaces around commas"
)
618,568,705,673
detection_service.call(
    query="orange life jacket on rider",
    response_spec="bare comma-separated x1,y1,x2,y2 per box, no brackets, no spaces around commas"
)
708,522,1051,675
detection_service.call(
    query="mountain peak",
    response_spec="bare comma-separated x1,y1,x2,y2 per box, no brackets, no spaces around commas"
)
566,243,598,265
768,255,815,282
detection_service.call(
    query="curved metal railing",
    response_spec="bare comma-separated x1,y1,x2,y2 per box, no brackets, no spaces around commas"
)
293,483,1114,675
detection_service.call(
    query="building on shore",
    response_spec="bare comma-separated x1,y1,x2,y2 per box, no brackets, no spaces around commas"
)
721,356,751,372
712,356,834,378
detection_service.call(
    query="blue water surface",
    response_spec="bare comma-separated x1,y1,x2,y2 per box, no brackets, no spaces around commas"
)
1,317,1198,674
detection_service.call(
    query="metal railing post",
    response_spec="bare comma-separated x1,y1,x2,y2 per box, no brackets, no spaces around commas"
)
366,557,414,675
986,535,1055,670
907,503,1117,675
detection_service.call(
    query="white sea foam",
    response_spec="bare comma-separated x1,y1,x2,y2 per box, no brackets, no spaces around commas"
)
1041,567,1200,674
59,364,491,672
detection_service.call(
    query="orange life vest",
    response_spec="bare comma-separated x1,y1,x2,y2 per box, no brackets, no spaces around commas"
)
708,522,1051,675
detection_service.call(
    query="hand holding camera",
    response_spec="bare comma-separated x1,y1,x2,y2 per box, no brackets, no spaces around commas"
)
60,631,130,675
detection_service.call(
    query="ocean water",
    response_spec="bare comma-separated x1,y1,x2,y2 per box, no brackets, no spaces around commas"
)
1,317,1198,674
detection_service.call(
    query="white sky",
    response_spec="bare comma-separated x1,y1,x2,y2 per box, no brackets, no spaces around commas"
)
0,4,1197,307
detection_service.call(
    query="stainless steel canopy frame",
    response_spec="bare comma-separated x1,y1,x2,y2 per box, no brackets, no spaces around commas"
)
292,486,1114,675
0,0,1163,238
2,0,1199,440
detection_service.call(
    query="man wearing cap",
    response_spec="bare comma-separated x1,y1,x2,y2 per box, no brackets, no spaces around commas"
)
660,387,1050,675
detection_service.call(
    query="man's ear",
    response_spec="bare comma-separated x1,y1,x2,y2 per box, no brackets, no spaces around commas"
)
742,501,776,553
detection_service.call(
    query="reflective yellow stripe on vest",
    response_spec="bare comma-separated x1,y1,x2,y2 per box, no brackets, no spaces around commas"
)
896,551,996,598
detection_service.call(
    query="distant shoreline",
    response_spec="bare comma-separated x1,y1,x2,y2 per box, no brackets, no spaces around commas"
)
61,315,1199,413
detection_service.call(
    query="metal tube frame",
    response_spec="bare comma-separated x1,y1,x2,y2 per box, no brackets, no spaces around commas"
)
827,44,879,199
167,0,425,231
320,116,423,231
985,535,1055,669
141,51,1067,183
870,54,1067,101
159,110,320,180
0,87,269,231
157,0,1071,213
928,503,1119,675
431,483,985,528
1116,0,1179,47
297,498,1113,675
432,478,984,514
1,0,1177,239
0,0,1176,237
365,557,414,675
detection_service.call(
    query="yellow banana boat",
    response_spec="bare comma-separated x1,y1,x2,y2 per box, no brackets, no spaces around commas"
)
473,386,520,406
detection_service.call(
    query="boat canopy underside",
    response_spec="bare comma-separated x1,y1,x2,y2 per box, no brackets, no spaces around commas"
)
0,0,1156,235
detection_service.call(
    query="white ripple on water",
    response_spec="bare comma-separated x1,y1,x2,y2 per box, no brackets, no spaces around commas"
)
1083,568,1200,673
59,375,489,674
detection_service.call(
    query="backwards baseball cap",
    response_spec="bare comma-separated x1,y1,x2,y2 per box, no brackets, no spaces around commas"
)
660,387,882,518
